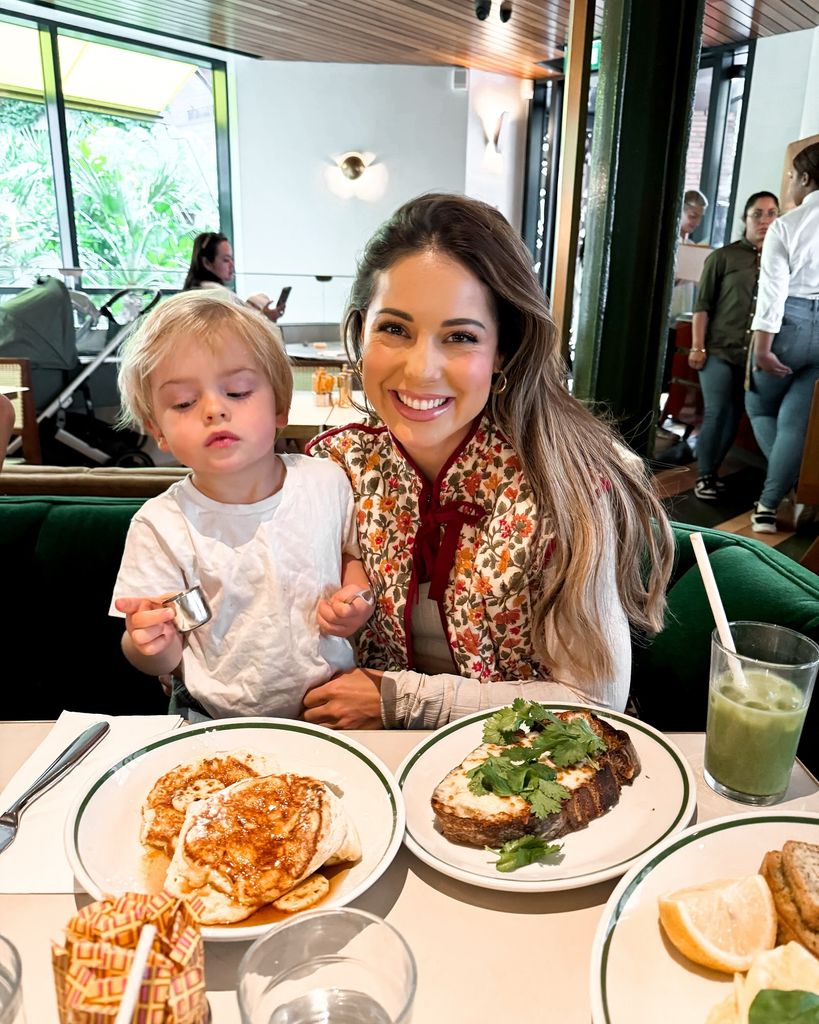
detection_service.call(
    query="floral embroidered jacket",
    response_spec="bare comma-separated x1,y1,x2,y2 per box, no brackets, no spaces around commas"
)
307,414,553,682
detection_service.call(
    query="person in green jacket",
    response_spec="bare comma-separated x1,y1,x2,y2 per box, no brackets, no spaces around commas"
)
689,191,779,501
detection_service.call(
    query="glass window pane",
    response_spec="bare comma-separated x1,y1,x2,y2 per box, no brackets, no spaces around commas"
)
712,75,745,244
684,66,713,194
0,20,62,287
59,32,220,289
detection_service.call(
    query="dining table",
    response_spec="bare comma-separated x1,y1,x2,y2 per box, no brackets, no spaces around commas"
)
2,718,819,1024
279,390,368,443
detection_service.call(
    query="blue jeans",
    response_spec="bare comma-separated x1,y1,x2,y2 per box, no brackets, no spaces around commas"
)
746,297,819,508
697,355,745,478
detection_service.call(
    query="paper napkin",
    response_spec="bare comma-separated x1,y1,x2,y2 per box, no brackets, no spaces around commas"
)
0,710,183,894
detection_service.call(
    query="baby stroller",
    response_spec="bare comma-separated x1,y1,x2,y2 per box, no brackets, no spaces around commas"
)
0,277,161,465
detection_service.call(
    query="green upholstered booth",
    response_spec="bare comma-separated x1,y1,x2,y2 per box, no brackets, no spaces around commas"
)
1,495,167,719
2,497,818,774
631,523,819,776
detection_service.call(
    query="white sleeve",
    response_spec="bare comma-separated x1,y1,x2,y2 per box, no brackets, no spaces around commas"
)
379,671,599,729
751,220,791,333
340,482,361,559
109,517,188,617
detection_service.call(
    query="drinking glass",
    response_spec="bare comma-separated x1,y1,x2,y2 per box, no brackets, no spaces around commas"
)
0,935,24,1024
704,621,819,804
238,908,416,1024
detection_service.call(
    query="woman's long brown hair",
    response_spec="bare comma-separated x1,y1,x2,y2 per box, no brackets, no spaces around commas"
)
342,192,674,683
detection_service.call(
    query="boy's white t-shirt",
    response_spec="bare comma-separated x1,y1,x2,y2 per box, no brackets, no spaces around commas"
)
110,454,359,719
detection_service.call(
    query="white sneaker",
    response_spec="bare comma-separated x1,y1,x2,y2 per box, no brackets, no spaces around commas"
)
751,504,777,534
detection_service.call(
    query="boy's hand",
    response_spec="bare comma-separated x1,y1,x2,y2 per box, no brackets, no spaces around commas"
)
317,586,374,638
115,594,180,656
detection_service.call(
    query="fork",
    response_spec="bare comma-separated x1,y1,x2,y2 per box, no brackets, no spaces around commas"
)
0,720,110,854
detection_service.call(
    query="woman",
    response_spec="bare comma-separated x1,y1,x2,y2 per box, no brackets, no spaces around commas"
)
304,193,674,729
183,231,234,291
746,143,819,533
183,231,285,322
689,191,779,501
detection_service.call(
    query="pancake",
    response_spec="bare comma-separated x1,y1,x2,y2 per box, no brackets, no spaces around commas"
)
140,750,277,857
164,773,361,924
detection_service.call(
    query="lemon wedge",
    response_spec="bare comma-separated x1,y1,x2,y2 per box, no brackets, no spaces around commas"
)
658,875,777,973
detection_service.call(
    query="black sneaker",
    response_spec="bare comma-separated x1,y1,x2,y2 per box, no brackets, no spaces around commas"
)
694,476,719,501
751,504,777,534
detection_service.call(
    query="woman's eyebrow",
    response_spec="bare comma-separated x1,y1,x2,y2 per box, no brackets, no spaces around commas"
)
442,317,486,329
374,307,413,321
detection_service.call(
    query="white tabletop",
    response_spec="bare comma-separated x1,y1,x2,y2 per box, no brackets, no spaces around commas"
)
2,720,818,1023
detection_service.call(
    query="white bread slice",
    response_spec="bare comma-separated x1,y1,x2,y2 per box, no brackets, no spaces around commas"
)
781,840,819,930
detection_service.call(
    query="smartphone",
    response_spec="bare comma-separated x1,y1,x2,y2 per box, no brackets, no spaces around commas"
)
271,286,291,310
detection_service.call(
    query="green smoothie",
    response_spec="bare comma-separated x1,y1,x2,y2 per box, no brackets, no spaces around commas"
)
705,670,807,797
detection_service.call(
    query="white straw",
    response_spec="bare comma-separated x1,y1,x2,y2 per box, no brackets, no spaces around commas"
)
690,533,746,686
690,533,736,652
114,923,157,1024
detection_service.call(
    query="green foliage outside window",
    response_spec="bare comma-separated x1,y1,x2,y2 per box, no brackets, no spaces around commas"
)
0,98,218,288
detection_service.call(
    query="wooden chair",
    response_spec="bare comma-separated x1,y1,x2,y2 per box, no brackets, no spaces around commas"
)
797,379,819,573
0,358,42,464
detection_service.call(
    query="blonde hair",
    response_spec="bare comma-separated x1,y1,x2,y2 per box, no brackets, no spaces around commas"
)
117,290,293,432
344,192,674,684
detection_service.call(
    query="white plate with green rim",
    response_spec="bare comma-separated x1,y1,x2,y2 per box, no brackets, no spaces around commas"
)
396,702,697,892
64,717,405,942
589,811,819,1023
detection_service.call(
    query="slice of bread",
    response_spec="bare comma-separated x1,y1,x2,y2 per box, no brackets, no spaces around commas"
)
781,840,819,930
759,850,819,958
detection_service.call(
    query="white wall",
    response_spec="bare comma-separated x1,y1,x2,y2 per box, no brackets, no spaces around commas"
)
734,28,819,218
230,60,531,323
230,61,469,322
464,70,530,227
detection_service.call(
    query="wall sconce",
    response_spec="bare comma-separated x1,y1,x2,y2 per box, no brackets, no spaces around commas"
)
339,152,366,180
480,110,508,154
325,150,388,201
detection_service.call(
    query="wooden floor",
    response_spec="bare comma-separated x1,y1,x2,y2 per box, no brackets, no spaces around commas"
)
652,443,818,565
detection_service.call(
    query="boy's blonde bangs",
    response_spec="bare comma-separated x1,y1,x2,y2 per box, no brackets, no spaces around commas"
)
118,290,293,431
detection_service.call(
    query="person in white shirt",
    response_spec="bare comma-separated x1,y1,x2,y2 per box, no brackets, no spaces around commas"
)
746,142,819,533
110,290,373,720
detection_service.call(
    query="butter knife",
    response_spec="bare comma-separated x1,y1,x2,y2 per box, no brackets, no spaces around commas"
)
0,721,110,855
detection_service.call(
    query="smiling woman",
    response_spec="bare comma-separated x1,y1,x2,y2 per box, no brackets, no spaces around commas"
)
305,192,675,731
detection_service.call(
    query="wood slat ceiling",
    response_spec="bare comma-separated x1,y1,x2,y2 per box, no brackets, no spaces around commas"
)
29,0,819,78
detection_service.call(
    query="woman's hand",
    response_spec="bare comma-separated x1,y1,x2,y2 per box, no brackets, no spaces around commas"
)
755,350,792,378
302,668,384,729
687,349,707,370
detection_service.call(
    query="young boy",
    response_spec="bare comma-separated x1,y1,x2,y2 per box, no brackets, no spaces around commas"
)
111,289,373,720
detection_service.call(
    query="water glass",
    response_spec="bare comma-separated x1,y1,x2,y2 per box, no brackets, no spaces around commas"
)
704,621,819,804
238,908,416,1024
0,935,24,1024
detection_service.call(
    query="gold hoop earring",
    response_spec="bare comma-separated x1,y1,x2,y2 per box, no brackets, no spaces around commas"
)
354,357,363,378
492,369,508,395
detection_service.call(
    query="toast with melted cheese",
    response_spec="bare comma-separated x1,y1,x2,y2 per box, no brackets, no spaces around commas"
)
431,710,640,848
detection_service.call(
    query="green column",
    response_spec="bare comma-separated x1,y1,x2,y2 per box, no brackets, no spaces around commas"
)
572,0,705,456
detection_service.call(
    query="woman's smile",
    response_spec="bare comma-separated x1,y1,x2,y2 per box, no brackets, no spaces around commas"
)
362,250,500,480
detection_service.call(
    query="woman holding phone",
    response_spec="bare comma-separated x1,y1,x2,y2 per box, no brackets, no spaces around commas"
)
183,231,288,324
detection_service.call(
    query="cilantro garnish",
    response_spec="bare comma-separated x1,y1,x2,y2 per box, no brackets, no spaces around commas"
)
469,701,609,861
467,756,569,816
490,835,562,873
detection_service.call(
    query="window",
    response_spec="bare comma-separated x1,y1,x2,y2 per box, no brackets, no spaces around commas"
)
0,16,229,291
0,21,61,286
684,44,752,247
